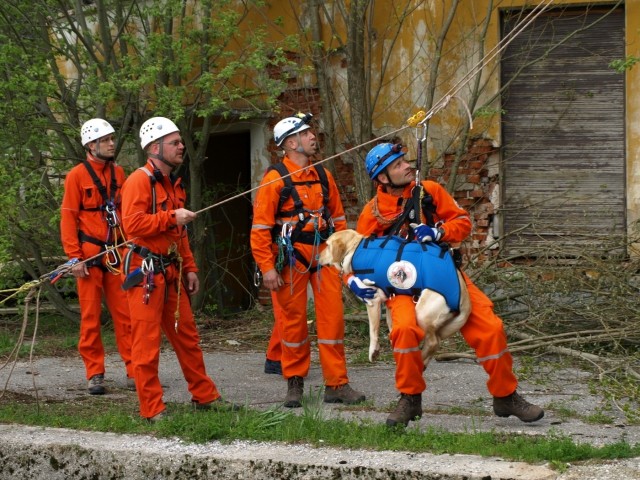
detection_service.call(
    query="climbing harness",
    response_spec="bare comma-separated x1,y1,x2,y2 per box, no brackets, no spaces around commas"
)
121,166,187,331
267,162,334,275
351,235,461,311
79,159,125,274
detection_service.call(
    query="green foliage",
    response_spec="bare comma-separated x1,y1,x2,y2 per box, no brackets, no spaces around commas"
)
0,0,300,311
609,56,640,73
1,397,639,463
473,106,506,118
0,312,88,357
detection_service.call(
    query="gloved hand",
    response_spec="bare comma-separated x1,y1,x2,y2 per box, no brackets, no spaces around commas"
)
411,223,442,243
347,276,376,304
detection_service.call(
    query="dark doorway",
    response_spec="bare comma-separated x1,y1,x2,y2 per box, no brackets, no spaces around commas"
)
201,130,253,313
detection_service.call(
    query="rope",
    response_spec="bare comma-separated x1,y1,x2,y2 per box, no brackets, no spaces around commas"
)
168,242,183,333
415,0,555,128
0,276,43,409
193,2,556,219
3,1,557,303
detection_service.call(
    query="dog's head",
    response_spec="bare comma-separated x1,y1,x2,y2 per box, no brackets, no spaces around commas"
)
318,229,364,273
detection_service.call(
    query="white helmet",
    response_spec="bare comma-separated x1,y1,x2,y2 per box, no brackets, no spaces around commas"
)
81,118,115,147
273,113,313,147
139,117,180,149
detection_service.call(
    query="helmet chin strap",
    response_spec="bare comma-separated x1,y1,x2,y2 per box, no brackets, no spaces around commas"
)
294,132,305,153
91,139,114,162
148,144,177,169
93,152,114,162
378,169,408,190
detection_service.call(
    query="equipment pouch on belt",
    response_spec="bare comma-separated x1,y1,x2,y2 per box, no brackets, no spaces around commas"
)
122,267,144,290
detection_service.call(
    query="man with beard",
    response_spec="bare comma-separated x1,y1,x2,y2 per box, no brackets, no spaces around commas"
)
60,118,134,395
120,117,234,422
251,113,365,408
352,142,544,427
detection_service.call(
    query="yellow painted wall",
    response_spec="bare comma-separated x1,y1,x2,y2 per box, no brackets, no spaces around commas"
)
625,0,640,250
266,1,639,240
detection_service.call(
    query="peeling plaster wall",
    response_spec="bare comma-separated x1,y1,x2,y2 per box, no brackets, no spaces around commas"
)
626,0,640,251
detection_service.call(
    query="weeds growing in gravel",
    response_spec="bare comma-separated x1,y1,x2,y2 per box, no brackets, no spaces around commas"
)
0,395,638,465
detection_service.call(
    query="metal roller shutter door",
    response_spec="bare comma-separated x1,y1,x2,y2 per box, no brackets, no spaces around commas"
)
500,7,625,258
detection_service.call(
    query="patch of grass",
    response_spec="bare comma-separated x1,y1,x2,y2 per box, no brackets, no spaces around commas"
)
0,395,638,464
0,312,119,358
585,412,615,425
547,402,579,421
546,401,617,426
439,404,487,417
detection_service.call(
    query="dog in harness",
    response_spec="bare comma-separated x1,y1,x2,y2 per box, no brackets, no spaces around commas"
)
351,235,461,312
318,229,471,369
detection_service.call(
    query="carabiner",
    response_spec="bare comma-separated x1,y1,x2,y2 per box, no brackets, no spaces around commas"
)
105,202,119,228
105,246,119,266
281,222,293,239
253,267,263,288
416,122,427,143
141,256,154,275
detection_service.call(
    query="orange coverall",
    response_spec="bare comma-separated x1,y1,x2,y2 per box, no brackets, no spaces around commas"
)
265,292,284,361
120,161,220,419
356,180,518,397
251,157,350,386
60,155,133,381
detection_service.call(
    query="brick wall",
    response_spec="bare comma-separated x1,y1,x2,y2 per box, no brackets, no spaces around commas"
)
428,138,500,265
268,80,499,265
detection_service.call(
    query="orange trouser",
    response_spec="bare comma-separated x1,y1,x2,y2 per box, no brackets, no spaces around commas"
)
460,272,517,397
274,264,348,386
387,272,517,397
265,291,283,361
76,267,133,380
126,266,219,418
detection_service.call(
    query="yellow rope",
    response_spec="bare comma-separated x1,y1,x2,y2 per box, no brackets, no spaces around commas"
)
168,243,183,333
0,281,41,306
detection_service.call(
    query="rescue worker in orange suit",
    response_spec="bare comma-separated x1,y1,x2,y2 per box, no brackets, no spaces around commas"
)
60,118,134,395
251,113,366,408
120,117,235,422
353,142,544,427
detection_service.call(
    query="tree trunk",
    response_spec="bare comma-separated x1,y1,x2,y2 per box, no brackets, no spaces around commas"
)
308,0,337,175
346,0,373,206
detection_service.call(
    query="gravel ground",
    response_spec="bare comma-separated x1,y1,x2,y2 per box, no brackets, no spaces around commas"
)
0,349,638,479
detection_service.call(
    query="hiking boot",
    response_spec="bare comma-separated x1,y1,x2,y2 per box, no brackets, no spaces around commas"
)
193,397,241,412
147,410,168,423
264,359,282,375
386,393,423,427
126,377,136,391
284,376,304,408
87,374,106,395
493,391,544,423
324,384,366,405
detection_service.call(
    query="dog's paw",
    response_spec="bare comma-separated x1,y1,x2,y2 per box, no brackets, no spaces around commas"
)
369,346,380,363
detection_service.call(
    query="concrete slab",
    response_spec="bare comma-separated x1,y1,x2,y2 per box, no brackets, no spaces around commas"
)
0,349,638,479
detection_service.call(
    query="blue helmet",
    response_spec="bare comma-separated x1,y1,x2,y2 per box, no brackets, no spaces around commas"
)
365,143,405,180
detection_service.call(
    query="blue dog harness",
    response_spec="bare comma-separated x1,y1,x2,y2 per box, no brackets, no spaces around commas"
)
351,236,461,311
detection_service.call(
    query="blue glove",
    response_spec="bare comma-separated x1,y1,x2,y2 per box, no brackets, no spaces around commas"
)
348,276,376,302
412,223,442,243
